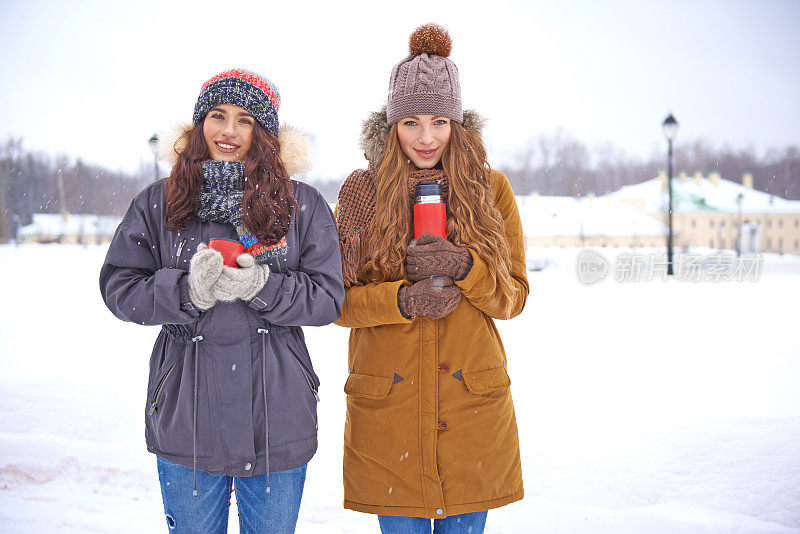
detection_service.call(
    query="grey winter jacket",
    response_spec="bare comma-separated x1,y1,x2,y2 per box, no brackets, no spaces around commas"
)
99,178,343,478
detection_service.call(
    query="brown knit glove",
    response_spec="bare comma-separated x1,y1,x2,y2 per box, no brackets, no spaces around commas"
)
405,234,473,282
397,277,462,319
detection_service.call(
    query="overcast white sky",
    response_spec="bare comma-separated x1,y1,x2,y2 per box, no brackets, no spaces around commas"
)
1,0,798,180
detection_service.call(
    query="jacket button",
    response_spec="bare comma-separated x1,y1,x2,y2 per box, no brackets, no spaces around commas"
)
244,462,252,471
438,363,451,373
437,420,448,431
436,508,444,515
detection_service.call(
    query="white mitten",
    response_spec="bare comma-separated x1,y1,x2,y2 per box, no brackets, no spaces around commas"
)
211,253,270,303
187,243,224,310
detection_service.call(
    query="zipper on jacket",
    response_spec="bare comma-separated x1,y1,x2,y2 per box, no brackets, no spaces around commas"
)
148,362,178,416
289,347,319,401
297,361,319,401
174,239,187,268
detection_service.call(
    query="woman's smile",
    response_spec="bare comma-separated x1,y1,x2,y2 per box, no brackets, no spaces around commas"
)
214,141,240,153
414,148,439,159
202,103,254,161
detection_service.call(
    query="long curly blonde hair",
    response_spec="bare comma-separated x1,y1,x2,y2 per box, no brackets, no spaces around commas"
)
363,121,517,311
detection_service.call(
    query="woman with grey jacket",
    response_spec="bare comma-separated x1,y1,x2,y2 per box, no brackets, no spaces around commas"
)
99,69,344,533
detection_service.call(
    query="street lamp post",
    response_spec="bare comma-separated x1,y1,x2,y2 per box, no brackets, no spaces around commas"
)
736,192,744,257
662,114,678,275
148,134,160,181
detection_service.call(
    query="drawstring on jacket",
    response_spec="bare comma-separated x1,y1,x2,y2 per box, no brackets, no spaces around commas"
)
258,328,271,494
186,331,271,497
191,334,204,497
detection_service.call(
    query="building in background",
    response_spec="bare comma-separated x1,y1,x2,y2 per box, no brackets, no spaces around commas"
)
516,194,667,248
606,172,800,254
516,172,800,255
17,214,120,245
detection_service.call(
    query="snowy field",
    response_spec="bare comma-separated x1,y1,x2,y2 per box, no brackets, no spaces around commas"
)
1,243,799,533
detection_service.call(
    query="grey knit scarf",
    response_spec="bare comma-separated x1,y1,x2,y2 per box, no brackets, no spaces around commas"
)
195,160,287,264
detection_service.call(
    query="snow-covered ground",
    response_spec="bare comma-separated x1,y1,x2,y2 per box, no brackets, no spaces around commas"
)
1,244,798,533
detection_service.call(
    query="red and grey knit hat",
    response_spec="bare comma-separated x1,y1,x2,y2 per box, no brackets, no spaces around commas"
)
387,24,462,125
193,68,281,136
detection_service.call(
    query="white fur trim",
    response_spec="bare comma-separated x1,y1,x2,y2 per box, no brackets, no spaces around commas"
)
158,123,192,167
278,124,312,176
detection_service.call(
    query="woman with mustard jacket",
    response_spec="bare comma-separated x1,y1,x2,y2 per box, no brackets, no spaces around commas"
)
335,24,529,534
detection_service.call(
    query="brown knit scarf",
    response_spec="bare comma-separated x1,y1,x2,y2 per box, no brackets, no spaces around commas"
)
337,166,448,288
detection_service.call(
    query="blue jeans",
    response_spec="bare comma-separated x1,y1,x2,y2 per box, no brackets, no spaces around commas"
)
378,511,488,534
156,456,306,534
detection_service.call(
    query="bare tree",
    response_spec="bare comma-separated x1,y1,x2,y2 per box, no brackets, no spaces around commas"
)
499,134,800,200
0,137,150,240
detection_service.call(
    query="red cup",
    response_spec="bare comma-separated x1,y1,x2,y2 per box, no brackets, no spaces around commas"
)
208,238,244,268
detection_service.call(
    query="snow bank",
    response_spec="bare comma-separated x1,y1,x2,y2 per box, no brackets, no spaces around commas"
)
1,244,798,533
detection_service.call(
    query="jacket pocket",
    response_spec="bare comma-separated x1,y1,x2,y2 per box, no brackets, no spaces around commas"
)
146,354,213,458
148,358,179,416
463,366,511,395
286,338,319,401
146,337,182,415
344,373,394,399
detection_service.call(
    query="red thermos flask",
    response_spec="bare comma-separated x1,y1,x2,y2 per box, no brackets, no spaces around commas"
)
413,181,447,239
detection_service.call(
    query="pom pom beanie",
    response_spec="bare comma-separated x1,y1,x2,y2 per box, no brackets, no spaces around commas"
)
386,23,462,125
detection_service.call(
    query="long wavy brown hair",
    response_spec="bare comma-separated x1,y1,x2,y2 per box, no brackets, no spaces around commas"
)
363,121,517,309
164,119,296,245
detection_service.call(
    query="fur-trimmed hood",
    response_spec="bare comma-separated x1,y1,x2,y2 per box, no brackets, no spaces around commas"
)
158,122,312,177
359,106,486,165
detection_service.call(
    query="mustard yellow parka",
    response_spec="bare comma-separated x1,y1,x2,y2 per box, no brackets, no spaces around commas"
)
336,110,529,519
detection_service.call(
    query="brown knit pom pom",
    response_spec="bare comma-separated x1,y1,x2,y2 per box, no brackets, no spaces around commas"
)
409,23,452,57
